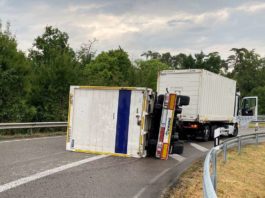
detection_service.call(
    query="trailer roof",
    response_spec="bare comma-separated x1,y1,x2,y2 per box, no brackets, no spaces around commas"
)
70,86,152,92
159,69,236,83
159,69,203,74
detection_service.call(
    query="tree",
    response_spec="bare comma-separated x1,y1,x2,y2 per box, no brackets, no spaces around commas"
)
227,48,263,96
84,48,135,86
182,54,196,69
161,52,172,66
135,59,169,90
194,51,205,69
171,53,187,69
204,52,228,74
29,26,81,121
141,50,161,60
250,86,265,114
76,38,97,67
0,22,35,122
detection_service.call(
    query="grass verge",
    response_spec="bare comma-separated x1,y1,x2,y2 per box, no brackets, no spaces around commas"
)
164,159,204,198
249,122,265,128
166,143,265,198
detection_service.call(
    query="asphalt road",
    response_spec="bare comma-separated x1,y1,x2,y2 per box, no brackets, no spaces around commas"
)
0,128,254,198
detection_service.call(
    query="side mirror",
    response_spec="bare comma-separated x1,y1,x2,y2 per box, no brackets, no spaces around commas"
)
177,95,190,106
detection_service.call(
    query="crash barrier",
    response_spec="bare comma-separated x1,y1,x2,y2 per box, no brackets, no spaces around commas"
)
203,132,265,198
238,115,265,129
0,122,67,130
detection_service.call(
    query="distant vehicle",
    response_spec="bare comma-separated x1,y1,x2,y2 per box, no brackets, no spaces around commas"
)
157,69,258,141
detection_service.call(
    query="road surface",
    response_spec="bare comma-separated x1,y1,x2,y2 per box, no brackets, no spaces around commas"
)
0,128,254,198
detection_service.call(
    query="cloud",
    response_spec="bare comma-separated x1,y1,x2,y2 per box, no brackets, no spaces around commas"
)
1,0,265,60
237,2,265,13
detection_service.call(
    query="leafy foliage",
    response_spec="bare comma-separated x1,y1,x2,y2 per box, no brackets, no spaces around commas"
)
0,25,35,122
134,59,169,90
227,48,264,96
28,26,82,121
84,48,135,86
141,50,227,74
250,87,265,114
1,23,265,123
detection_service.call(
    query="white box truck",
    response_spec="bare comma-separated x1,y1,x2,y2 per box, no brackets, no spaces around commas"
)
157,69,258,141
66,86,153,158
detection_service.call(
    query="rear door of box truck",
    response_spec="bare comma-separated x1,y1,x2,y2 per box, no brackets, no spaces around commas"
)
157,70,201,121
66,86,148,158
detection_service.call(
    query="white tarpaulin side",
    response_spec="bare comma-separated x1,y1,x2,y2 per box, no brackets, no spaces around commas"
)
66,86,151,158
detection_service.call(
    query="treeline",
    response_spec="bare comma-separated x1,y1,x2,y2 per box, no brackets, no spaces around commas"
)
1,25,265,123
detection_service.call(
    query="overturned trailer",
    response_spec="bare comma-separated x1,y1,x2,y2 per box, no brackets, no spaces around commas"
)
66,86,152,158
66,86,189,159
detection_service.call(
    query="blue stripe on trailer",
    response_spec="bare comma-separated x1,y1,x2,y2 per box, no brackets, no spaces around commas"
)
115,90,131,154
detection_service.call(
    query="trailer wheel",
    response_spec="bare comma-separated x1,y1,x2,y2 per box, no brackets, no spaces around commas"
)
202,125,210,141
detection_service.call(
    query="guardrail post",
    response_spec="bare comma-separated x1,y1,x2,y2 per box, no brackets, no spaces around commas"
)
223,143,227,163
255,122,259,132
238,137,241,154
256,134,259,145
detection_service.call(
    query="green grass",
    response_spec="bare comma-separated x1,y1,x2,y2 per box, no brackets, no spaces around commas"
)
166,143,265,198
248,122,265,128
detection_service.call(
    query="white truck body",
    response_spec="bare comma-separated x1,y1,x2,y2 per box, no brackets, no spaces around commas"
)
66,86,152,158
157,69,236,123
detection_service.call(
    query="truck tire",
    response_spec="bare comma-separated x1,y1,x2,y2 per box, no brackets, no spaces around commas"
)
202,125,210,141
178,128,187,140
147,139,157,157
172,142,184,154
231,125,238,137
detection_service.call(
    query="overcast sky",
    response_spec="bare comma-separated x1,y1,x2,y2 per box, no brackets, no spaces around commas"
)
1,0,265,60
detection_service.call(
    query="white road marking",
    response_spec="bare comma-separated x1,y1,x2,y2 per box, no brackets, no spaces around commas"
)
0,155,107,193
133,167,171,198
169,154,186,162
0,136,63,144
190,143,209,152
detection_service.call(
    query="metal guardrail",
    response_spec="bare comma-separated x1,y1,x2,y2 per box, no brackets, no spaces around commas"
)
238,115,265,128
0,122,67,130
203,132,265,198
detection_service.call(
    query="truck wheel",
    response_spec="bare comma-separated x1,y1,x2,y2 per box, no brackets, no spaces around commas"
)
172,142,184,154
147,139,157,157
231,126,238,137
202,125,210,141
